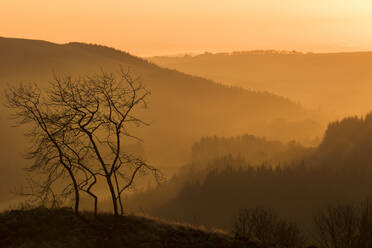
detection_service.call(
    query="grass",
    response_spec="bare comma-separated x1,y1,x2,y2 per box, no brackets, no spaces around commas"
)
0,207,270,248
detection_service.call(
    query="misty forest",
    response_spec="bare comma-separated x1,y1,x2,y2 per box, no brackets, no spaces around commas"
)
2,2,372,247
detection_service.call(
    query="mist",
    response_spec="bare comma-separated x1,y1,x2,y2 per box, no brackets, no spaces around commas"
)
2,2,372,247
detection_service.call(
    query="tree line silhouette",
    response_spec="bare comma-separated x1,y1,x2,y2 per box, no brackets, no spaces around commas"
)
128,113,372,246
192,134,311,165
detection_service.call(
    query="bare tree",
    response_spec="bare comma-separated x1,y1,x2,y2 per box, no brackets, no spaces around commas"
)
5,68,161,216
5,83,82,213
314,203,359,248
233,206,304,247
314,200,372,248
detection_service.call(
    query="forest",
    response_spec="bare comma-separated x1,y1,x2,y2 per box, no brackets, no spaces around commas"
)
128,113,372,245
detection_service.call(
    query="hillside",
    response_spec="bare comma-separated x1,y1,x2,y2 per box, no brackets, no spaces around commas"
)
0,38,322,164
149,51,372,118
0,207,268,248
0,37,322,209
191,134,313,165
133,113,372,234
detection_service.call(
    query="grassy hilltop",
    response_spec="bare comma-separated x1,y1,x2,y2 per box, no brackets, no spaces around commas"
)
0,207,271,248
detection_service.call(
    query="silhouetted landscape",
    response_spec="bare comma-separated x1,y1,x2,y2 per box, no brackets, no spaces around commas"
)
2,1,372,247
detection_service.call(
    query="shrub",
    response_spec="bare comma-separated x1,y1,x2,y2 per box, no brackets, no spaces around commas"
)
233,206,304,247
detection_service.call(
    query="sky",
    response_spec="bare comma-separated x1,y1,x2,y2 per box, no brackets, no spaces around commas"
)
1,0,372,56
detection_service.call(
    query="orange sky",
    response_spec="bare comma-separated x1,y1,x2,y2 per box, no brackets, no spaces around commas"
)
1,0,372,56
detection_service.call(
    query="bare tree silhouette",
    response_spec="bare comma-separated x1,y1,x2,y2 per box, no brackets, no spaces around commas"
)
314,200,372,248
5,68,161,216
233,206,304,247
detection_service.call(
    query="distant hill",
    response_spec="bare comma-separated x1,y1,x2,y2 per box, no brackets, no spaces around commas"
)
0,37,321,162
0,207,268,248
0,37,321,207
149,51,372,118
313,112,372,168
191,134,313,165
133,113,372,234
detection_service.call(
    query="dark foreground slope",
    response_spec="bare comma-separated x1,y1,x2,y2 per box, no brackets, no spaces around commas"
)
0,207,268,248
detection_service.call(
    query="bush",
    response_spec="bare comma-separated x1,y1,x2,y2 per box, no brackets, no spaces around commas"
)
314,199,372,248
233,206,304,247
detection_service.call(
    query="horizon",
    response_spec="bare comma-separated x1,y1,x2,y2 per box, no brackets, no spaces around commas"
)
2,0,372,56
3,35,372,58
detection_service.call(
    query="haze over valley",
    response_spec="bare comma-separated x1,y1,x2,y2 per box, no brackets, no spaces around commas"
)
150,51,372,119
2,1,372,247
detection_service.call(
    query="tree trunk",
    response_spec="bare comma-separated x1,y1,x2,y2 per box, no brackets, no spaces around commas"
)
106,176,119,216
118,194,124,216
67,169,80,215
93,195,98,217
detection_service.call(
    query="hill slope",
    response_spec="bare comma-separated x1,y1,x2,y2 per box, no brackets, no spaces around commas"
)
149,51,372,118
135,113,372,234
0,37,321,208
0,207,268,248
0,37,321,160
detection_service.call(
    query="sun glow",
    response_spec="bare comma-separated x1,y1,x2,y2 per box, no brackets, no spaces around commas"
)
1,0,372,55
